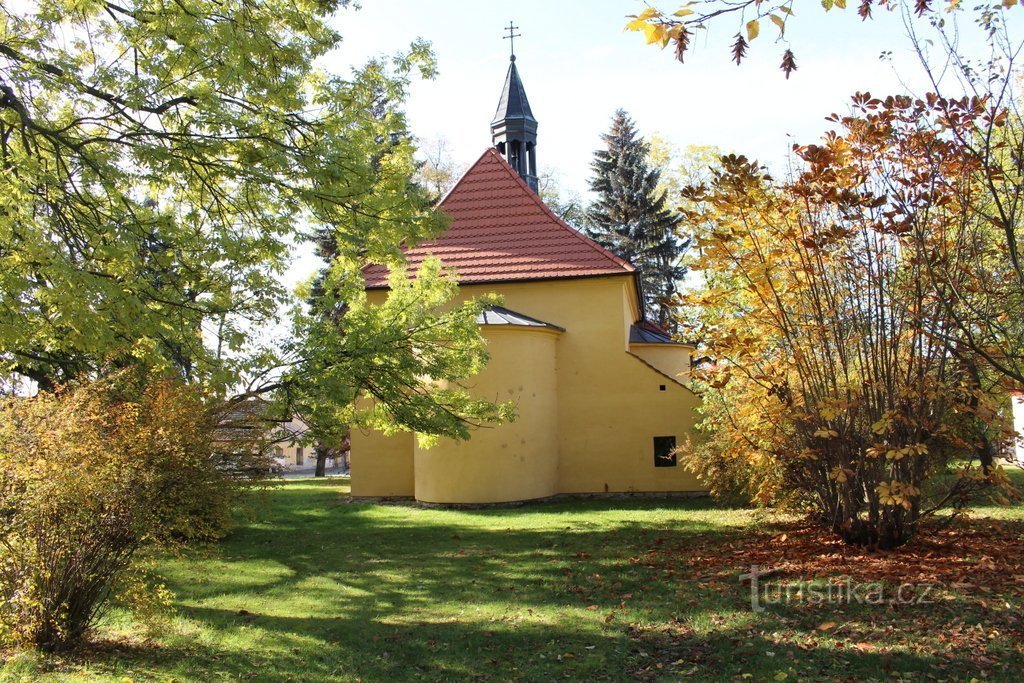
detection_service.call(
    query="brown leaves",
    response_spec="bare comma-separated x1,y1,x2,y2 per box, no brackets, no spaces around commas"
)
682,517,1024,593
731,34,749,66
780,49,797,79
673,26,690,63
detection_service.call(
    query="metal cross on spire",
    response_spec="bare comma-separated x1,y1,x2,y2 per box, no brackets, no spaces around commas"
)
503,21,521,61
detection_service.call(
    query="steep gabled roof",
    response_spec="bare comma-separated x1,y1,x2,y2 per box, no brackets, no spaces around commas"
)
363,148,634,288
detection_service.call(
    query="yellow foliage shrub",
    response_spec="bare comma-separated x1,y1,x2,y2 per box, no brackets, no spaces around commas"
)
0,373,265,650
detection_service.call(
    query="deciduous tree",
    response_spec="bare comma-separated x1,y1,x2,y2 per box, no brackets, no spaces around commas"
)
284,258,515,452
681,131,1017,548
0,1,437,392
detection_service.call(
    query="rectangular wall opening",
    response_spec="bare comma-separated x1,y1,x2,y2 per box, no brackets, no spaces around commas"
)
653,436,677,467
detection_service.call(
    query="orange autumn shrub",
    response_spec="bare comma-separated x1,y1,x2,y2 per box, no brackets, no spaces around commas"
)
680,107,1020,547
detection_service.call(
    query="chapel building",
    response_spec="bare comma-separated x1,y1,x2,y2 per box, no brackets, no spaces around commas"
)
350,52,703,503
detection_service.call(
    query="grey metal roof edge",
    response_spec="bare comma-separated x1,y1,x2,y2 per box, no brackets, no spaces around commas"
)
477,305,565,332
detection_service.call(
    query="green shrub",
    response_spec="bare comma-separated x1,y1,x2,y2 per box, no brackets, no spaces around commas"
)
0,374,265,651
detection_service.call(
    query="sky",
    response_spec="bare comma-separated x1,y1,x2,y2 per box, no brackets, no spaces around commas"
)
323,0,994,198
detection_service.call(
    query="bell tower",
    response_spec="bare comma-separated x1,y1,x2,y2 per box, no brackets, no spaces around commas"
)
491,22,539,192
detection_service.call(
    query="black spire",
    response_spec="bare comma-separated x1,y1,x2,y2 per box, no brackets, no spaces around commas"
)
492,22,538,192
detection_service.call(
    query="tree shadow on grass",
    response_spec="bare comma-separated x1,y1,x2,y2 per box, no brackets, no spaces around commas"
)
52,606,970,683
163,502,758,614
66,483,1023,682
623,617,971,682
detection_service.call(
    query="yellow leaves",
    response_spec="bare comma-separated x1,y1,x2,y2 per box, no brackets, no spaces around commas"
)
884,443,928,461
814,428,839,439
871,412,895,435
624,8,675,47
746,19,760,41
830,466,854,483
709,372,732,389
876,481,899,506
770,13,786,34
624,16,653,33
877,481,920,509
798,447,819,461
818,405,841,421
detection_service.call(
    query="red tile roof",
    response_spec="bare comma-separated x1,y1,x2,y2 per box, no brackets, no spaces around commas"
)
363,148,634,288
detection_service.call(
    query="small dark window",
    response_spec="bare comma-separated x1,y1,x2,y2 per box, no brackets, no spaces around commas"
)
296,447,304,466
659,384,666,391
654,436,677,467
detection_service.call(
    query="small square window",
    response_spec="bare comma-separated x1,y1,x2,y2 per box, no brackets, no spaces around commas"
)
659,384,666,391
653,436,677,467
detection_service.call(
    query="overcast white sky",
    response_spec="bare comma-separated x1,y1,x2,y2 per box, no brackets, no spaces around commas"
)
323,0,1003,198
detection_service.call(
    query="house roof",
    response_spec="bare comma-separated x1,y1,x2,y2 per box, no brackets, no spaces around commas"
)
477,305,564,332
362,148,634,289
629,320,681,344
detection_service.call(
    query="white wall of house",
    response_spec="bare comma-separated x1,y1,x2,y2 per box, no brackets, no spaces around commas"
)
270,417,316,472
272,441,317,471
1012,395,1024,465
268,416,349,472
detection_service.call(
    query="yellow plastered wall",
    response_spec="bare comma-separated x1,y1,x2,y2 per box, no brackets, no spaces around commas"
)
414,326,560,503
350,429,414,497
351,273,703,499
629,343,692,383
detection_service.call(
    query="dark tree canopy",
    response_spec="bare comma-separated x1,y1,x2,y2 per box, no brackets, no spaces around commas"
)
587,110,689,328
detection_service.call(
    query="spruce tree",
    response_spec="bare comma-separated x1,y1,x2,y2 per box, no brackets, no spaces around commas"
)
587,110,689,328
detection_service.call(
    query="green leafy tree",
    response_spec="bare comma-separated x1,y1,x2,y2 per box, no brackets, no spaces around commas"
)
587,110,689,327
284,259,515,449
415,135,463,201
0,1,436,391
539,171,590,231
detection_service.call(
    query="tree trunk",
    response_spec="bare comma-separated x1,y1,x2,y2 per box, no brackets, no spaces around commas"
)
314,445,328,478
964,357,995,474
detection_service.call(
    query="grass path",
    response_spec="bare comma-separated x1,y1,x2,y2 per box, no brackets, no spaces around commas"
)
3,473,1023,682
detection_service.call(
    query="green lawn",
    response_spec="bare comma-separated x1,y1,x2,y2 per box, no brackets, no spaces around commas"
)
3,471,1023,682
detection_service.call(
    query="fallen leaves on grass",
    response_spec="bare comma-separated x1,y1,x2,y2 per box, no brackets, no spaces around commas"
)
634,517,1024,593
624,516,1024,681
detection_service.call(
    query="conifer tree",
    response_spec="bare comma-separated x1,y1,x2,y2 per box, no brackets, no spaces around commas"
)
587,110,688,328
